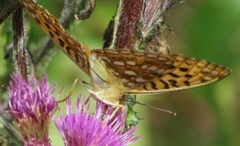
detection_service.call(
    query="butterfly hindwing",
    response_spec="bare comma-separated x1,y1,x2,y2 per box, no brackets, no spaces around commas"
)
92,49,230,94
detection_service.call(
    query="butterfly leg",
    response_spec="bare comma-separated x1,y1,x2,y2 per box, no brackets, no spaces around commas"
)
58,78,79,103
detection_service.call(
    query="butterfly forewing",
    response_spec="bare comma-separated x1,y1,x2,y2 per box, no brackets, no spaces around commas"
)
93,49,231,94
18,0,90,74
128,64,230,94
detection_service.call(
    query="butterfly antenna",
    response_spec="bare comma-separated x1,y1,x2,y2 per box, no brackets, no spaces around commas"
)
58,78,79,103
136,101,177,116
123,98,176,116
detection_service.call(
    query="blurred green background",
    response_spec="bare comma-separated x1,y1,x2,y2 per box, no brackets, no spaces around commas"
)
0,0,239,146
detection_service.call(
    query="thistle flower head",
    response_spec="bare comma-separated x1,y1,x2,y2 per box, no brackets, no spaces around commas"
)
54,95,140,146
8,73,58,146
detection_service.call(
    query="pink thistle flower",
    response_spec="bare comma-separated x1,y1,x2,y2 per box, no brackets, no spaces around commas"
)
8,73,58,146
54,96,140,146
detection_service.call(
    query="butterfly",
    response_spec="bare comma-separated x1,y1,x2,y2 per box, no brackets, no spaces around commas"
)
18,0,231,106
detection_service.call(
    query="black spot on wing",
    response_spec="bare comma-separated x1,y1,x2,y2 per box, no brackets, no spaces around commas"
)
58,38,65,47
143,84,147,90
160,79,169,89
54,30,60,36
168,65,175,69
150,81,158,90
49,31,54,38
185,74,192,78
66,46,71,54
143,81,158,90
44,23,50,29
179,67,189,72
169,72,179,78
184,80,190,86
75,52,82,63
35,18,41,25
169,79,178,87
